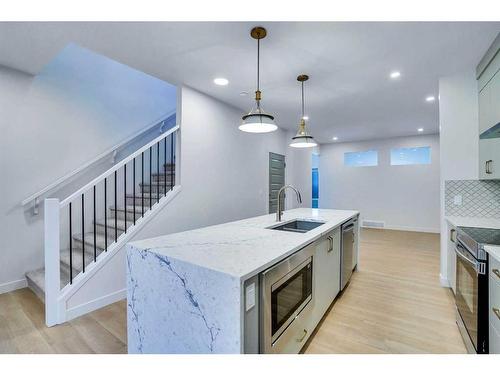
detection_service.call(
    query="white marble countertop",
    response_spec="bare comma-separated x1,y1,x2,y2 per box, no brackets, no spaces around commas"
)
129,208,358,281
445,216,500,261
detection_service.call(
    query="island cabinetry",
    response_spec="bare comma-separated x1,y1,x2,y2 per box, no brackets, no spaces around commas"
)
312,226,341,325
490,254,500,353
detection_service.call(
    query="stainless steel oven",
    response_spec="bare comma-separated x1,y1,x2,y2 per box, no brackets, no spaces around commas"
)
455,228,489,354
260,242,314,353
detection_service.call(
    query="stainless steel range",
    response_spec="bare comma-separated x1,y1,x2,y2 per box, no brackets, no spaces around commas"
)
454,226,500,354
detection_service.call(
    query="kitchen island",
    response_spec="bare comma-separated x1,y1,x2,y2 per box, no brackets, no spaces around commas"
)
126,208,359,354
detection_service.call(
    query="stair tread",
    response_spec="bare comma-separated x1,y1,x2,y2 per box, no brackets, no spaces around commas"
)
73,232,113,250
126,192,163,199
26,267,69,295
95,218,128,230
60,248,101,272
110,205,149,213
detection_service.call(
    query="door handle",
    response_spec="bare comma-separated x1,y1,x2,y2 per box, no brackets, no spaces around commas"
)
455,244,482,274
486,160,493,174
450,228,456,243
327,236,333,252
296,329,308,342
493,308,500,321
493,269,500,279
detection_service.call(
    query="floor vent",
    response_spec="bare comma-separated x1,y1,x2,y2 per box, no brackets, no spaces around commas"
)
362,220,385,228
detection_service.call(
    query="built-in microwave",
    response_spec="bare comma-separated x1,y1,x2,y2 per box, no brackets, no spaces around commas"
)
260,243,314,353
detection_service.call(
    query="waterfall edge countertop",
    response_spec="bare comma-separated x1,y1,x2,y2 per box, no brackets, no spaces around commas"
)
128,208,359,281
126,208,358,353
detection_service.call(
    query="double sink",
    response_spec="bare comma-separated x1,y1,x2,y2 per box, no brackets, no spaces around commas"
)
268,219,326,233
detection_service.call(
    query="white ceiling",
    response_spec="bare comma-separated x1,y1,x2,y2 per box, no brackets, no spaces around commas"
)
1,22,499,143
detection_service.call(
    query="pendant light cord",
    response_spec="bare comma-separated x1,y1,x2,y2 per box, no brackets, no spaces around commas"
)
301,81,305,118
256,38,260,109
257,38,260,92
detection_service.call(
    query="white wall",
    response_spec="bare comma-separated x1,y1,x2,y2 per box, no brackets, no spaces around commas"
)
318,134,441,233
136,86,312,240
0,44,177,290
51,86,312,318
438,70,479,286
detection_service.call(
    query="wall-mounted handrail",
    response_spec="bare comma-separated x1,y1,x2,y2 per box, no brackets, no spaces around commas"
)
59,125,179,208
21,110,176,208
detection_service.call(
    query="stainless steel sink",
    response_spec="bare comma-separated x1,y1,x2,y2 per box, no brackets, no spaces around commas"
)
268,219,326,233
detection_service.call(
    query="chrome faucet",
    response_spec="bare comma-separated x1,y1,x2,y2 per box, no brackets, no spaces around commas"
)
276,185,302,222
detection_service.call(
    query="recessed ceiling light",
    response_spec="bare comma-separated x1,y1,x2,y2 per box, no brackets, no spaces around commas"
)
425,96,435,102
332,136,338,141
418,128,424,132
302,116,309,120
390,71,401,79
213,78,229,86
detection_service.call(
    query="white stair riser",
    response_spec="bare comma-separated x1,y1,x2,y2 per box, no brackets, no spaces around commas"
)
140,184,172,194
95,222,127,237
110,208,149,222
126,195,162,206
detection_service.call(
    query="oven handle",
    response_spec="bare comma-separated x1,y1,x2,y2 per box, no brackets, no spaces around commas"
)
455,242,482,274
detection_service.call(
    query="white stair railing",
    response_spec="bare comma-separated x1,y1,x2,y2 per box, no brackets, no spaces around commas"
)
43,125,179,326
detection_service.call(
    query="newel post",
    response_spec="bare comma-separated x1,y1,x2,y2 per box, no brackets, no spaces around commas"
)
44,198,60,327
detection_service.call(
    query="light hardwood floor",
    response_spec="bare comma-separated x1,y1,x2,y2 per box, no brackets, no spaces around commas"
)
305,228,466,353
0,229,466,354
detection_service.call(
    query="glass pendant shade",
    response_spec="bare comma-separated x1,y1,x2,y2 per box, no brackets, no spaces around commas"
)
290,74,317,148
239,107,277,133
290,119,318,148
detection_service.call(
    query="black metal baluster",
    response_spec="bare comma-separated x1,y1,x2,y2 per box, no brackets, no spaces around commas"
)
114,170,117,242
133,158,136,225
141,152,144,216
81,193,85,273
164,137,167,197
157,142,160,204
124,164,127,234
170,133,174,190
69,202,73,284
149,146,152,209
104,178,108,252
93,186,96,262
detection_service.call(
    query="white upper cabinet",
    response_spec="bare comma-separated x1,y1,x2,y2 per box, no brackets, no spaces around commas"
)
478,34,500,180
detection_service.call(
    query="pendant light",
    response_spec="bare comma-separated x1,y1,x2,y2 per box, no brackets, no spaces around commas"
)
239,27,278,133
290,74,317,148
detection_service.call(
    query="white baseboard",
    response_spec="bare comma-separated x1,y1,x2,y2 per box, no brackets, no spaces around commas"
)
0,278,27,294
439,273,450,288
65,288,126,322
361,224,440,234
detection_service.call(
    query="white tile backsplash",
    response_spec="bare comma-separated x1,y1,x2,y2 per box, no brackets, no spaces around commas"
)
445,180,500,218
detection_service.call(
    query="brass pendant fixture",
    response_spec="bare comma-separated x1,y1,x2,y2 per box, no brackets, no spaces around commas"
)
290,74,317,148
239,26,278,133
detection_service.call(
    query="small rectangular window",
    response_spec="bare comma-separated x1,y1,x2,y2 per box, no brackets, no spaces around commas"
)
312,168,319,208
390,146,431,165
344,150,378,167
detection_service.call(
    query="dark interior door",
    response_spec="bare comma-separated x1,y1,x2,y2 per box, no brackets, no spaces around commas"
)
269,152,285,214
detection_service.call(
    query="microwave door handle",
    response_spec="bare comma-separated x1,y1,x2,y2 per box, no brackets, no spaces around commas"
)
455,244,478,272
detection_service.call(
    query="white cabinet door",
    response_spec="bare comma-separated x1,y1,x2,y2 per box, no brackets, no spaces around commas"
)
479,67,500,180
312,227,341,325
479,83,492,134
491,324,500,354
353,217,359,269
447,224,457,293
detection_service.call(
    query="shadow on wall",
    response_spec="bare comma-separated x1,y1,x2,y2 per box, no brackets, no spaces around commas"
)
1,42,177,288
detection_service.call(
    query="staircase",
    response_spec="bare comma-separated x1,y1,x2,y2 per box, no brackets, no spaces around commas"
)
22,124,179,326
26,163,175,302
